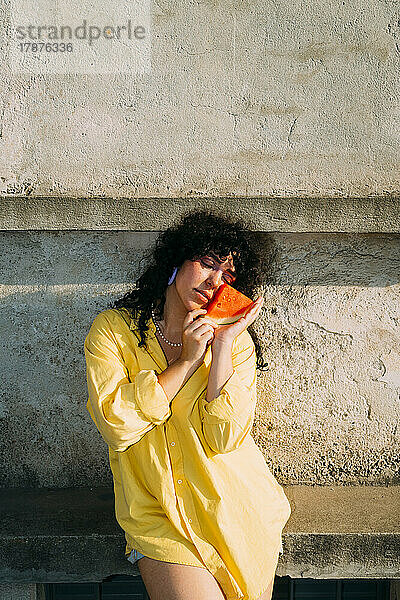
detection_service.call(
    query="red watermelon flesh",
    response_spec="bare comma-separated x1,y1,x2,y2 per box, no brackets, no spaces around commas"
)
205,283,254,325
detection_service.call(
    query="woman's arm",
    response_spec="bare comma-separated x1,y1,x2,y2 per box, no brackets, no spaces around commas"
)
196,298,263,453
85,311,173,452
205,340,234,403
157,357,202,401
198,331,257,454
158,307,216,401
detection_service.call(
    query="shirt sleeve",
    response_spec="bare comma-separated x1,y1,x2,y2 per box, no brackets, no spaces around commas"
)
198,330,257,454
84,310,171,452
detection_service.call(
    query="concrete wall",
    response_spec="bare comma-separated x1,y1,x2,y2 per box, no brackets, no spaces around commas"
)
1,0,399,198
1,0,399,489
1,228,399,488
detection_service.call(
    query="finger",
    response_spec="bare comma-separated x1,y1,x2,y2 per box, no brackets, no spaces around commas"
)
193,316,218,328
185,316,218,334
243,302,263,325
187,308,207,317
192,323,216,336
251,297,263,308
183,308,207,328
185,319,215,335
245,297,263,316
242,303,257,319
204,332,214,348
234,299,263,327
202,329,214,341
200,327,214,337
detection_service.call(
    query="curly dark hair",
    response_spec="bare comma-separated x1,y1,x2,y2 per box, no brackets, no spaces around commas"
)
110,208,276,371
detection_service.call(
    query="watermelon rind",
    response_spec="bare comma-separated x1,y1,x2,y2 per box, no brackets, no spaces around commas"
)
208,313,246,325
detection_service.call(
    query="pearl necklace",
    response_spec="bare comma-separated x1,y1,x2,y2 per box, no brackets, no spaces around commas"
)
151,310,183,347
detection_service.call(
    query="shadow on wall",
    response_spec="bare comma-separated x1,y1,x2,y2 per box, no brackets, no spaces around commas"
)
0,230,399,488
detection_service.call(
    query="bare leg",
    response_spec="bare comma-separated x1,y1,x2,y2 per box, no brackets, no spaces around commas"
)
256,576,274,600
138,555,227,600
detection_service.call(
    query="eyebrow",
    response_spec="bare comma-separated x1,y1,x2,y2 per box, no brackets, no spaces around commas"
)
208,252,236,276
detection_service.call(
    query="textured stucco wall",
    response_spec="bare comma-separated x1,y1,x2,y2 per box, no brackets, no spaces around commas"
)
1,1,399,198
1,197,400,231
0,230,398,488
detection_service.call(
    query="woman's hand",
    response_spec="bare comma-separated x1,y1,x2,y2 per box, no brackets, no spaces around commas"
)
180,308,218,366
211,296,264,347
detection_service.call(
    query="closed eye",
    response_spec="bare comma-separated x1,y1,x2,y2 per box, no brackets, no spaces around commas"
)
200,259,235,283
201,259,214,268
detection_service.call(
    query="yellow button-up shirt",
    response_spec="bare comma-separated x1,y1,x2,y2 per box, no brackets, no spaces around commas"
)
84,307,291,600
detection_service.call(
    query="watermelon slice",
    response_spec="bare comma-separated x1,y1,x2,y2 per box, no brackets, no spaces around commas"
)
205,283,254,325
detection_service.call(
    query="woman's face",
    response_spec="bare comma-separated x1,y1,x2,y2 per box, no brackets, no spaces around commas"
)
174,251,237,311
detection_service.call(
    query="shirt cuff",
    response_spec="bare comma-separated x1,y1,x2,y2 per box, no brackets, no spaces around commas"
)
134,369,171,424
200,369,253,427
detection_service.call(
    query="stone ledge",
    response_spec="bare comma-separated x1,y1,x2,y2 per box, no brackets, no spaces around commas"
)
0,197,399,232
0,486,398,583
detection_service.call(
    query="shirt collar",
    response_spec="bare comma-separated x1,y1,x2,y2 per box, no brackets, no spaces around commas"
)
117,307,156,338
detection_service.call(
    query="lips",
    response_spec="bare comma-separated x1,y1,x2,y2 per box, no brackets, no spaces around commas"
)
195,289,212,302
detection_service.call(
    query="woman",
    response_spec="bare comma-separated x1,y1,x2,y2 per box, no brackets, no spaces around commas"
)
84,209,292,600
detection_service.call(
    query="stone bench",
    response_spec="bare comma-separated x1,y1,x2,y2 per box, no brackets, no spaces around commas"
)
0,486,398,584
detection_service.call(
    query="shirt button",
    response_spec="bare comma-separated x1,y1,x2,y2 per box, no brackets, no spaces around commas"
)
188,519,192,523
170,442,175,446
177,479,182,484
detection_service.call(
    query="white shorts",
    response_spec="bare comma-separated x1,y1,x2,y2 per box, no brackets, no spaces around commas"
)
127,541,283,577
127,548,147,575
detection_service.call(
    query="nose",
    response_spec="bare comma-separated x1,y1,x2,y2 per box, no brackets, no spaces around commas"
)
205,268,223,288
